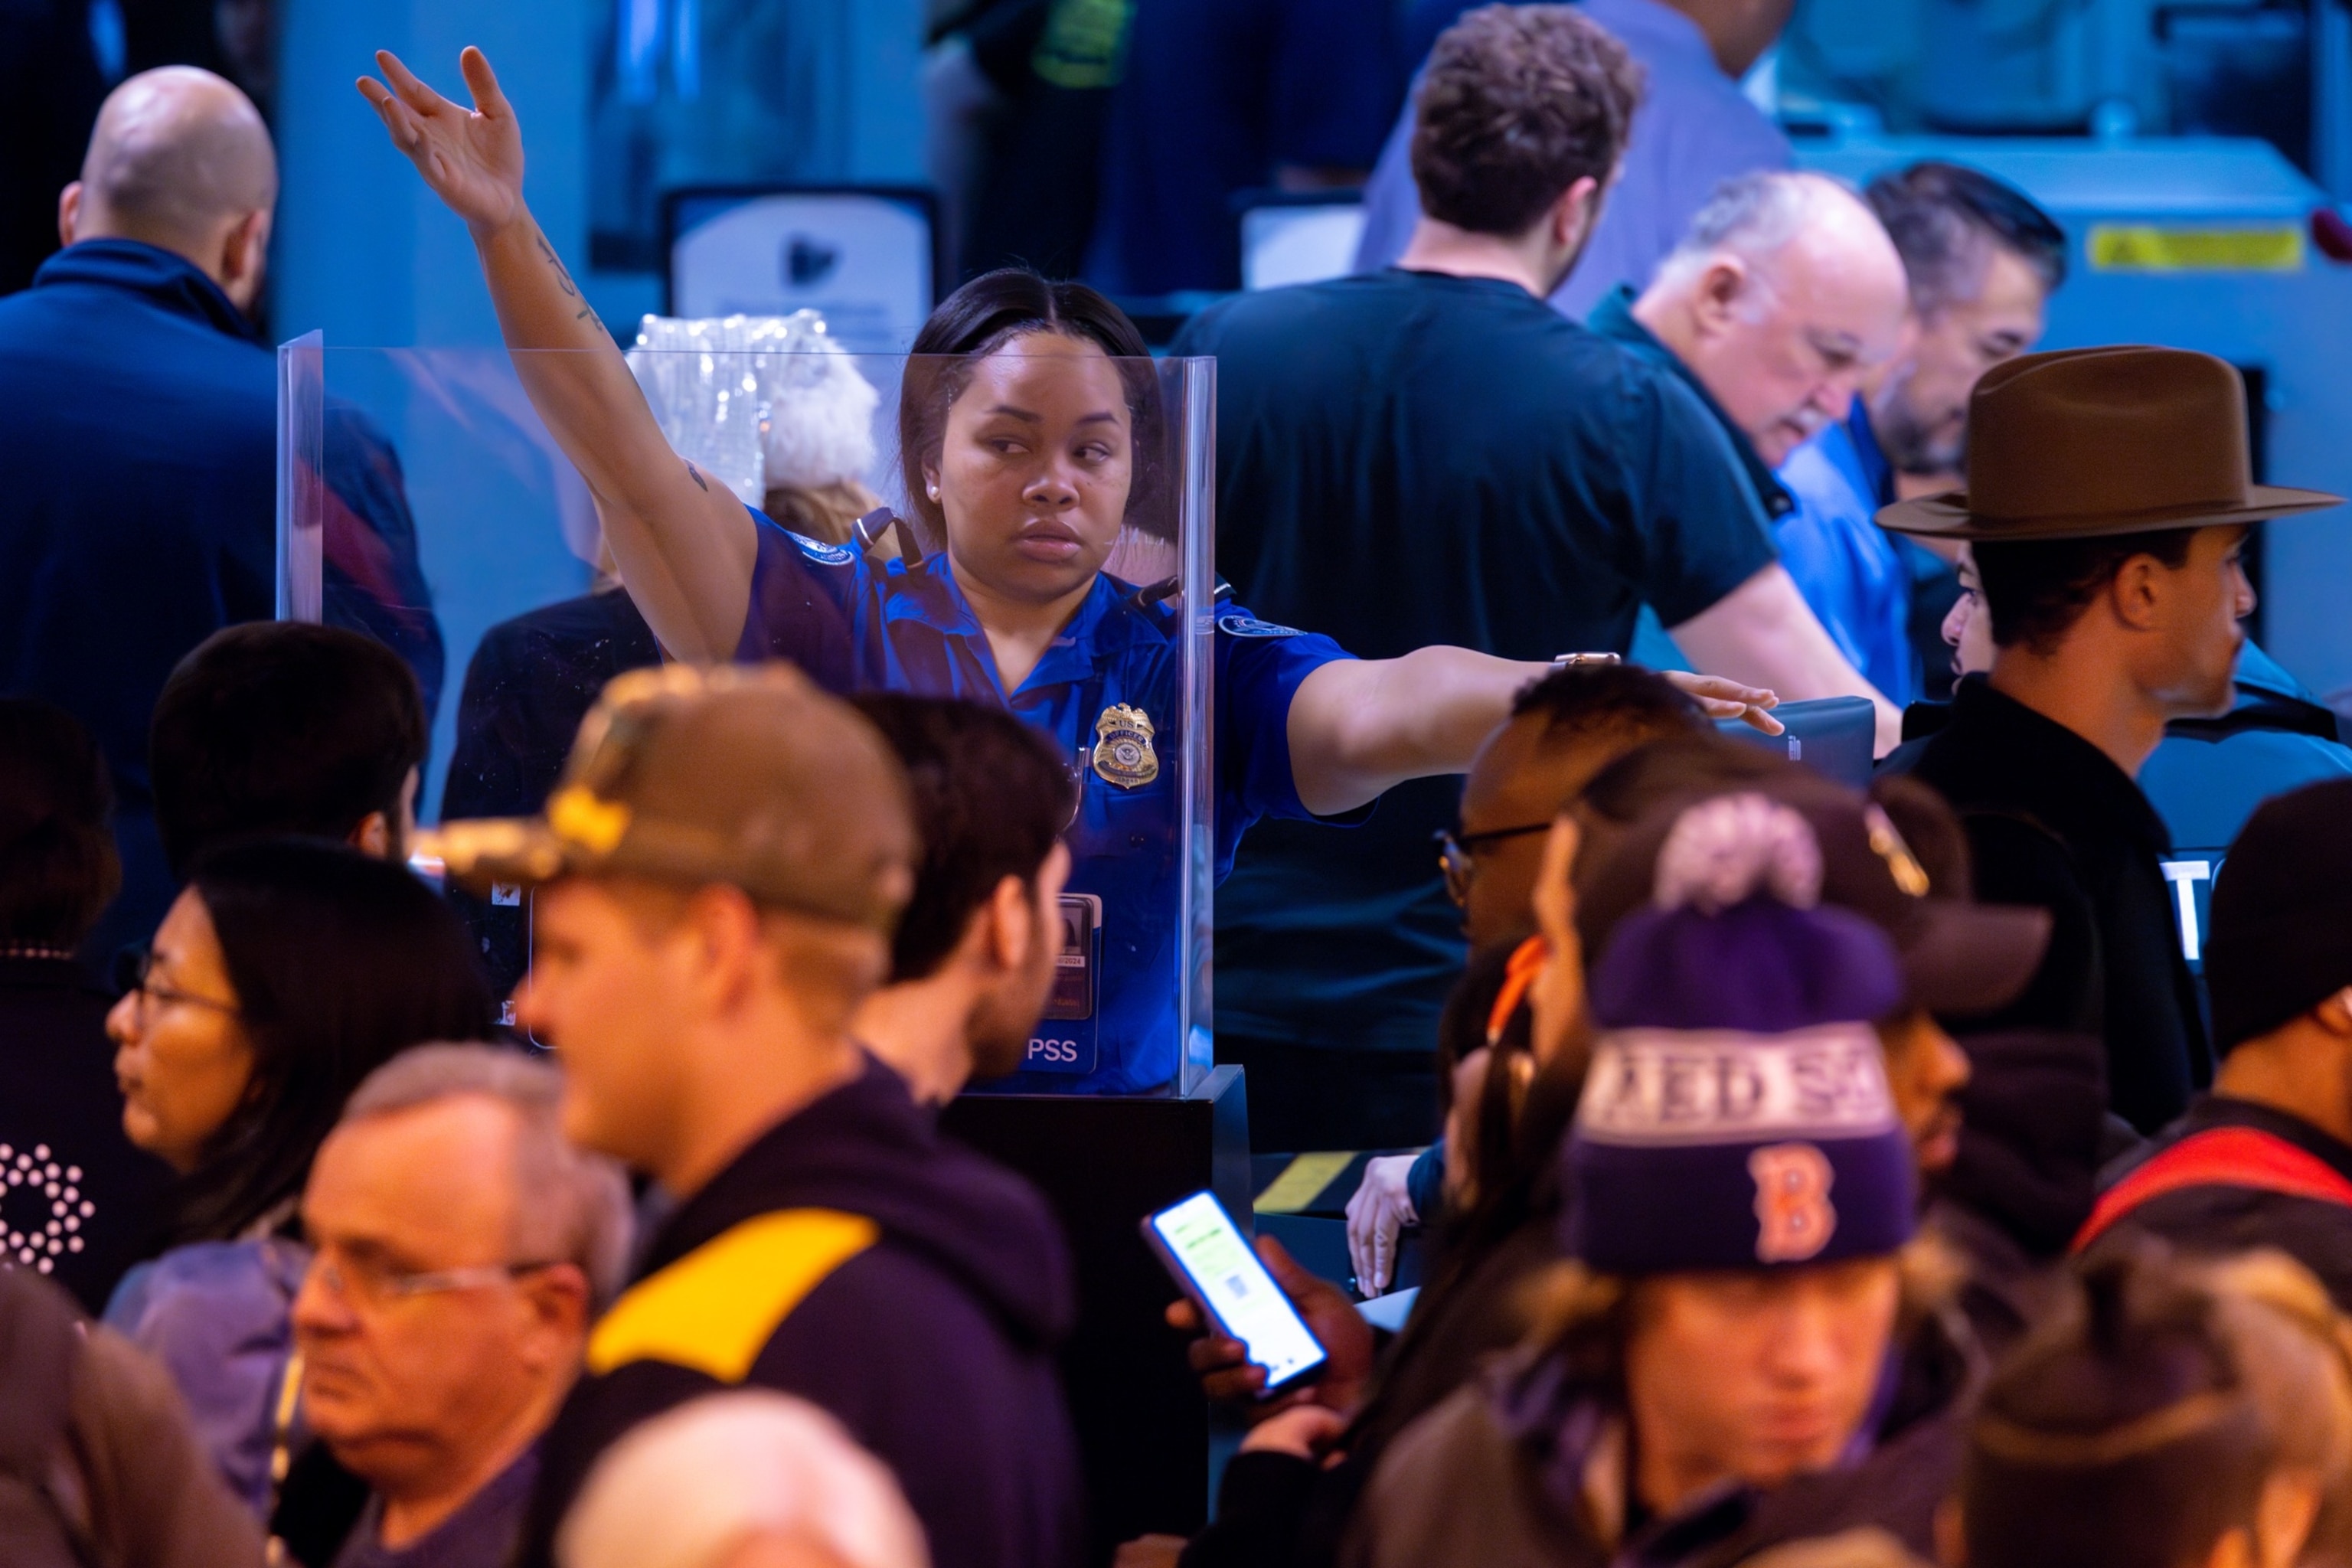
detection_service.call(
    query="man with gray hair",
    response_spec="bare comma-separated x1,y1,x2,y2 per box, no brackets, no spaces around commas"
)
1775,162,2067,707
1589,168,1913,742
285,1044,632,1568
0,65,439,958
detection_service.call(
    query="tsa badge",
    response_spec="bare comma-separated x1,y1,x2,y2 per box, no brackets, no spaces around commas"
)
1091,704,1160,789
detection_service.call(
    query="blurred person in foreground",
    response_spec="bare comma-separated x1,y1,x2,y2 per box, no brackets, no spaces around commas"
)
846,694,1076,1102
1178,8,1877,1148
1356,0,1795,318
0,67,439,958
1880,347,2345,1135
557,1391,928,1568
2077,777,2352,1309
0,1264,268,1568
150,622,430,878
102,839,498,1514
0,697,172,1315
1960,1243,2352,1568
279,1046,631,1568
1177,770,2045,1568
1345,664,1707,1294
1325,792,1971,1567
1774,163,2066,710
418,664,1084,1568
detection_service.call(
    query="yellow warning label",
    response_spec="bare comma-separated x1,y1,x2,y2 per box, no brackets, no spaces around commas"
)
2088,224,2305,273
1253,1151,1361,1214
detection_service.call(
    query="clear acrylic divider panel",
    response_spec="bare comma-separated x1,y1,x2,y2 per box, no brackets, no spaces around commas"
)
277,337,1215,1097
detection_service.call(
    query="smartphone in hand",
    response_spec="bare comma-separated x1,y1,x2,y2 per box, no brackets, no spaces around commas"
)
1142,1190,1328,1396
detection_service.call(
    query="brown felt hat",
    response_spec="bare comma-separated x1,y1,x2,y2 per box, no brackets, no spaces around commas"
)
414,662,916,932
1879,345,2341,541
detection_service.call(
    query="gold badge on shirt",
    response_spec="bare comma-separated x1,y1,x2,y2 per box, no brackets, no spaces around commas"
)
1092,704,1160,789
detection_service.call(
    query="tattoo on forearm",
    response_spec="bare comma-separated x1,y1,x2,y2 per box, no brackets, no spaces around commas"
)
534,230,581,298
685,462,709,492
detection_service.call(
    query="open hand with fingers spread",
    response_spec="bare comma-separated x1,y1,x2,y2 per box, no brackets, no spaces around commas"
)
357,47,527,237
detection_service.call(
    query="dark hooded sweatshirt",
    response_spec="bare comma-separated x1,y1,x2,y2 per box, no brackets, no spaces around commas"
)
517,1057,1085,1568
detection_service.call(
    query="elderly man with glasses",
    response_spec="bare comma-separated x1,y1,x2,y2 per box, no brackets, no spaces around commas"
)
284,1044,631,1568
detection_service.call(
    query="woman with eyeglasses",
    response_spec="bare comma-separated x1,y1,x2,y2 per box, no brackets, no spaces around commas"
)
103,837,498,1517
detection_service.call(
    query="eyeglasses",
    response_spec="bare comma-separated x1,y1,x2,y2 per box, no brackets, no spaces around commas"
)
307,1249,560,1310
112,946,240,1027
1433,822,1555,907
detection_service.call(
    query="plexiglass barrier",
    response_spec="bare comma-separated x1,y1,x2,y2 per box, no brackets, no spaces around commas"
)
279,328,1217,1096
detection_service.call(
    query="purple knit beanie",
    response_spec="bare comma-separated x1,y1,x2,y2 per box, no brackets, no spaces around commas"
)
1563,792,1919,1276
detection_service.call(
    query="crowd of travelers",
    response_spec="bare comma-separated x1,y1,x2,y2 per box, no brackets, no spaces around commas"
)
10,5,2352,1568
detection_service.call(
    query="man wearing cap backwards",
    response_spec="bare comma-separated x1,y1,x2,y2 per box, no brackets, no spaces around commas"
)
1881,345,2344,1135
417,663,1083,1568
1208,792,2019,1568
2076,777,2352,1311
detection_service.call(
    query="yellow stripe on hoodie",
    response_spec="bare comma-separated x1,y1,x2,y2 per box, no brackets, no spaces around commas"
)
586,1208,879,1383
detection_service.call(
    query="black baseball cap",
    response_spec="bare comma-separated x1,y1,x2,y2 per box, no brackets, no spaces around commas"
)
2205,777,2352,1051
1575,771,2051,1017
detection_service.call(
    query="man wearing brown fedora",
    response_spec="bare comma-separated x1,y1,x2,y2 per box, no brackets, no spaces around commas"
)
1881,345,2341,1135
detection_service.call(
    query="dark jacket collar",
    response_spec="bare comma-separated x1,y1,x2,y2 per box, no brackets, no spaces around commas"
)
1586,284,1793,518
640,1054,1075,1345
31,239,263,345
1925,675,2173,856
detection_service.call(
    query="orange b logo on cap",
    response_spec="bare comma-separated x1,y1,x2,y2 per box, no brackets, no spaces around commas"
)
1749,1143,1836,1263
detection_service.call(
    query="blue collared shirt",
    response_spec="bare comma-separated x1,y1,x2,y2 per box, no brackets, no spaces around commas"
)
1773,400,1922,705
1352,0,1794,319
735,513,1351,1093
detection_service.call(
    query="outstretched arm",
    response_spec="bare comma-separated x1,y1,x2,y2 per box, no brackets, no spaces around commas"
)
1285,651,1778,818
357,47,754,662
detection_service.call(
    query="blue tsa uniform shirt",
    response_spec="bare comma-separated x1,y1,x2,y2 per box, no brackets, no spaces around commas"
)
734,512,1352,1093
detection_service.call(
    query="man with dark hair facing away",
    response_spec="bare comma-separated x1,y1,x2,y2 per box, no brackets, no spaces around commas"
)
2076,776,2352,1309
149,622,428,879
1775,162,2068,708
848,693,1077,1104
1174,5,1881,1153
1355,0,1796,318
1883,347,2344,1135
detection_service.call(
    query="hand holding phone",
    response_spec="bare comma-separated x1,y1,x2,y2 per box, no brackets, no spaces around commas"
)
1143,1191,1328,1396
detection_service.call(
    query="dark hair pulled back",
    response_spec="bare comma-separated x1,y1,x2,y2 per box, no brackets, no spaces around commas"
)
168,838,497,1244
897,269,1173,551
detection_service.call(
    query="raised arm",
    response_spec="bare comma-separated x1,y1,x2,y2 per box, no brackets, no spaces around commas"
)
1285,652,1779,818
357,47,753,662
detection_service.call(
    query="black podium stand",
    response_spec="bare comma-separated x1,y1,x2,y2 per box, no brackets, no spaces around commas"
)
941,1065,1250,1563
